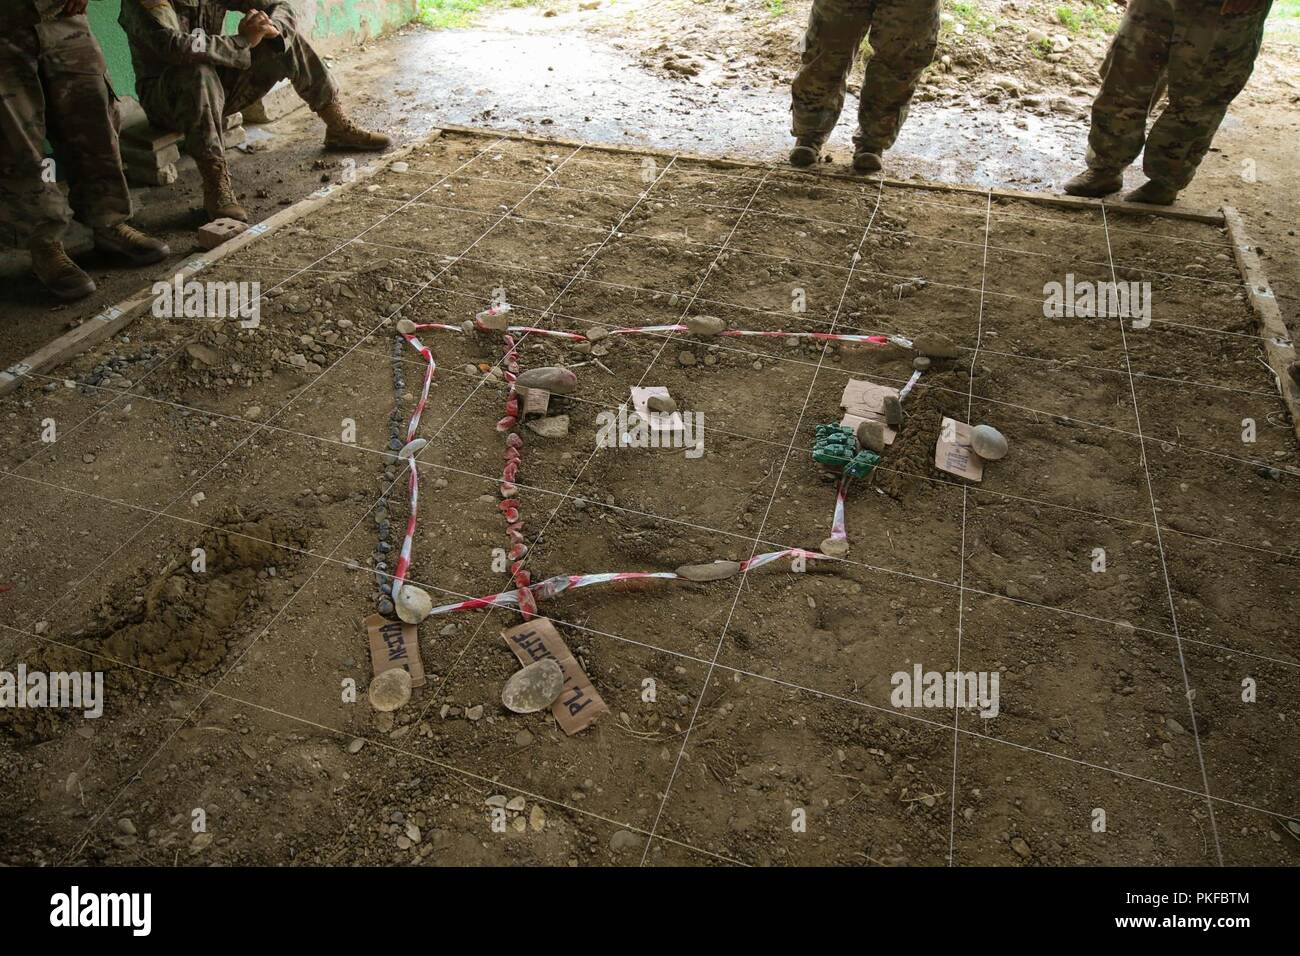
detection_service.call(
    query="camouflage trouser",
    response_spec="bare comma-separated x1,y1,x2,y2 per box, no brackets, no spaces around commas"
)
0,16,131,244
137,7,337,165
1086,0,1272,188
791,0,940,153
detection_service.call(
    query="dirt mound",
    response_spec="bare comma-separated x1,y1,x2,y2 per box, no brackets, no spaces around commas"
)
1,513,307,743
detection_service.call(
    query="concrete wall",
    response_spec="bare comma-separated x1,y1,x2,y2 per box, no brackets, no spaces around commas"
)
88,0,419,98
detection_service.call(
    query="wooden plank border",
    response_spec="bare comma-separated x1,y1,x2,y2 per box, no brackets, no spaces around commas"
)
434,123,1226,225
1223,205,1300,443
1,125,1238,395
0,134,437,398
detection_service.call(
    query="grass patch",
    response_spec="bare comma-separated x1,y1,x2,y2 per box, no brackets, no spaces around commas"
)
1269,0,1300,40
416,0,544,29
1054,1,1120,35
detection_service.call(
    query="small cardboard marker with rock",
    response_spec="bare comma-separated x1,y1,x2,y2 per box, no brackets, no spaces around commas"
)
934,418,1009,481
630,386,684,442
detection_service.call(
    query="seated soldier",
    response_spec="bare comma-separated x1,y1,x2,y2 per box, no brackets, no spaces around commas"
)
0,0,169,301
118,0,390,223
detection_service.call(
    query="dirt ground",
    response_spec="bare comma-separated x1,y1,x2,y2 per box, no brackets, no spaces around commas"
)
1,2,1297,867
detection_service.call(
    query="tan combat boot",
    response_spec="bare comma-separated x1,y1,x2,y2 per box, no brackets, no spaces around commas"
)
1125,180,1178,206
1062,167,1124,198
319,100,391,151
30,238,95,302
789,134,826,168
194,153,248,222
93,222,170,266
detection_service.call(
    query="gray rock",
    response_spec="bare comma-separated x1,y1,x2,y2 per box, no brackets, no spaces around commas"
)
526,415,570,439
685,314,726,336
675,560,742,582
515,366,577,394
912,331,959,359
502,658,566,714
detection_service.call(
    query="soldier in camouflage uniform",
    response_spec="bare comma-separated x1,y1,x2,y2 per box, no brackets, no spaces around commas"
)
0,0,169,301
119,0,389,223
1064,0,1274,204
789,0,941,173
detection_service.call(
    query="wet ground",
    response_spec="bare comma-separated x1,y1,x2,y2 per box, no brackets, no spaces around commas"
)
2,5,1296,373
344,11,1093,189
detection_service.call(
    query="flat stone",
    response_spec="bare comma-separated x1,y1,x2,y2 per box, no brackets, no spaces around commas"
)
610,829,643,853
685,314,726,336
970,424,1008,460
515,366,577,394
675,560,742,582
526,415,570,439
856,419,886,453
368,668,412,712
647,394,677,413
394,583,432,624
677,350,697,366
501,658,566,714
912,331,959,359
883,396,903,426
820,536,850,558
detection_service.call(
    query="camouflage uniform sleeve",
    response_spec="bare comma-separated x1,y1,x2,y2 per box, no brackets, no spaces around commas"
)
120,0,254,71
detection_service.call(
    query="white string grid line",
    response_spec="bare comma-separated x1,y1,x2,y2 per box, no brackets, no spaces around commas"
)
7,132,1289,868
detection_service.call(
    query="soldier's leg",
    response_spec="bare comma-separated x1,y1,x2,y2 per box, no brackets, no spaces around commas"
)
1083,0,1174,175
139,65,245,222
791,0,873,143
36,16,131,233
220,5,337,116
222,9,385,149
0,29,71,245
854,0,940,158
139,64,227,166
1141,1,1271,191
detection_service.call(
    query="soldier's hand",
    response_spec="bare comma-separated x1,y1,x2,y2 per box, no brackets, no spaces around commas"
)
61,0,89,15
238,10,281,47
1219,0,1265,13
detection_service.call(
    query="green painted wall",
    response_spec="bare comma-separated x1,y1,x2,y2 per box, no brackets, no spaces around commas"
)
87,0,418,98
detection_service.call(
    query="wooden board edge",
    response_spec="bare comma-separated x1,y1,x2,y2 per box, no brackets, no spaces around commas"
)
1222,205,1300,444
0,134,438,397
432,123,1224,224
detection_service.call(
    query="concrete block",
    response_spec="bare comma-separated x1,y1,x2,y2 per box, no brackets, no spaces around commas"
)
197,217,249,250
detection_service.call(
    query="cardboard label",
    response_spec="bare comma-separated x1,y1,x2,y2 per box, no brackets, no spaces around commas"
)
366,613,426,688
522,387,550,417
501,617,607,735
840,379,899,445
934,417,984,481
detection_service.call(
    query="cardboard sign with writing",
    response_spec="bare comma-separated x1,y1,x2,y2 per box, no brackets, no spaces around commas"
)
365,613,426,688
501,617,607,735
934,416,985,482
